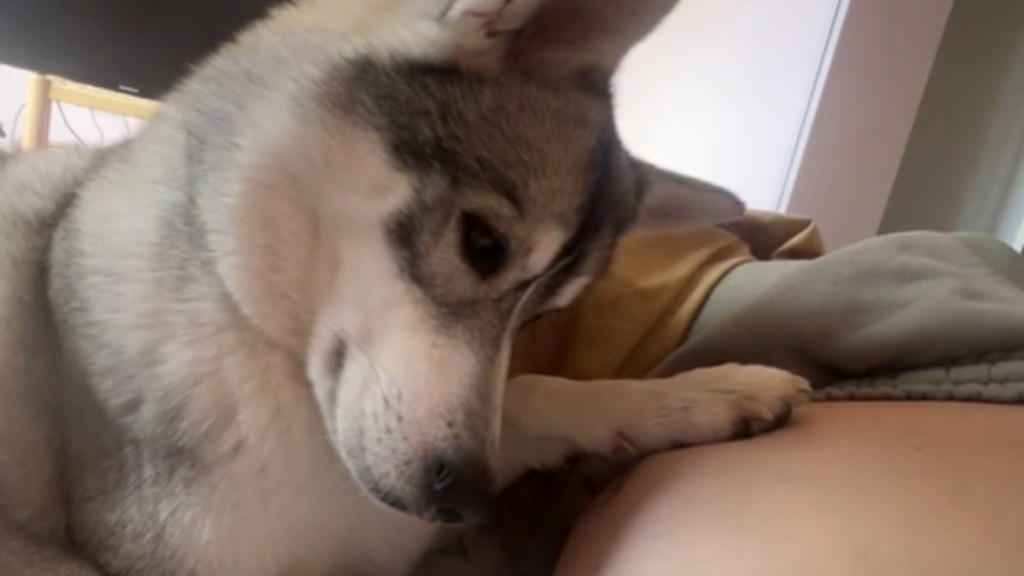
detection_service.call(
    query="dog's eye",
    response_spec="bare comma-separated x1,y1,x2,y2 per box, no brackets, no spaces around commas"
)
460,213,507,279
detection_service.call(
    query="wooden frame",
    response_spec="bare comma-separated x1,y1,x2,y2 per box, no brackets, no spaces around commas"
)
20,73,160,151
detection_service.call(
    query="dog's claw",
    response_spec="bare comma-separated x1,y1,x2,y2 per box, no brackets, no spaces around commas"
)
613,365,811,454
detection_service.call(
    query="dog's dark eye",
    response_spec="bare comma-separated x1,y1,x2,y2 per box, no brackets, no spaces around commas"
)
460,213,507,279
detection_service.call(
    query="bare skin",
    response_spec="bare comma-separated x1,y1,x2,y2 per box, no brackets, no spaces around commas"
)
556,401,1024,576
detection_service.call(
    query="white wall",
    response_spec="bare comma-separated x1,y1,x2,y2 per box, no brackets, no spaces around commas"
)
881,0,1024,248
615,0,843,211
1,64,143,152
616,0,953,250
785,0,954,249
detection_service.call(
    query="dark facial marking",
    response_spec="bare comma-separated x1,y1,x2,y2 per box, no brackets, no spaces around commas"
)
532,125,624,302
341,60,523,211
322,58,632,323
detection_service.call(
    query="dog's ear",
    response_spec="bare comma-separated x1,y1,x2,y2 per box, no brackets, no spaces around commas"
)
502,0,680,86
630,161,745,233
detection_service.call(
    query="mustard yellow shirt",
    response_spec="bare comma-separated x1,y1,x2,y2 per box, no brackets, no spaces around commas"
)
509,211,823,380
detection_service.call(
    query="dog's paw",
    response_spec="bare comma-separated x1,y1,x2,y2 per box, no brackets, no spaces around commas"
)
498,367,809,485
704,364,812,438
613,365,811,455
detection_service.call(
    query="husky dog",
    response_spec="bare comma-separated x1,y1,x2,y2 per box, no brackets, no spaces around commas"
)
0,0,809,574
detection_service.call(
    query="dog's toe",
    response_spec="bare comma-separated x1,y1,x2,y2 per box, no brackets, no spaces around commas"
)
723,368,809,439
734,398,794,438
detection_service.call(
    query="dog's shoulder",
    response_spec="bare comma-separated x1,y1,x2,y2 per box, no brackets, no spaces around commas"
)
0,146,100,541
0,148,97,232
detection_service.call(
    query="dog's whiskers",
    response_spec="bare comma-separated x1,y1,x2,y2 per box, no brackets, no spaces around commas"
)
326,327,401,417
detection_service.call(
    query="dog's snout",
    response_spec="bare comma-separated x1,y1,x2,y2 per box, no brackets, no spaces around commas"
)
426,458,494,526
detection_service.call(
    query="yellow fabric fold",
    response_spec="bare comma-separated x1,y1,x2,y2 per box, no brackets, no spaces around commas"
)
509,212,823,380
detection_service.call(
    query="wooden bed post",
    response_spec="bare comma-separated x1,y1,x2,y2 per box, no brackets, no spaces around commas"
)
22,73,52,151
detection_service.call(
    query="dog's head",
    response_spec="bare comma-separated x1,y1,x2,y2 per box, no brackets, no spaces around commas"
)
224,0,742,524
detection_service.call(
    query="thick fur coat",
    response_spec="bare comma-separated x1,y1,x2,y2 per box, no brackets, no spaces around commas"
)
0,1,808,574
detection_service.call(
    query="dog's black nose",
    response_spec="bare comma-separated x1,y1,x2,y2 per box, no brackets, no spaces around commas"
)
427,459,494,525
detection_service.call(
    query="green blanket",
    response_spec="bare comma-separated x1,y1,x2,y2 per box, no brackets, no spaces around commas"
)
656,232,1024,403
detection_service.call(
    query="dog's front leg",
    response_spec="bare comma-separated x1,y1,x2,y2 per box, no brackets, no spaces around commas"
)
497,364,810,484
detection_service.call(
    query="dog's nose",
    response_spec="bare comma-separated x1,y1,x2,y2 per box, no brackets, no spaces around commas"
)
427,458,494,525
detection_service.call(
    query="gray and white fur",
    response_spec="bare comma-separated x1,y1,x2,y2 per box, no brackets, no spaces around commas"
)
0,1,809,574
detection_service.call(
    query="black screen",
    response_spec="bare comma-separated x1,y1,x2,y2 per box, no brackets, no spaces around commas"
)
0,0,286,99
